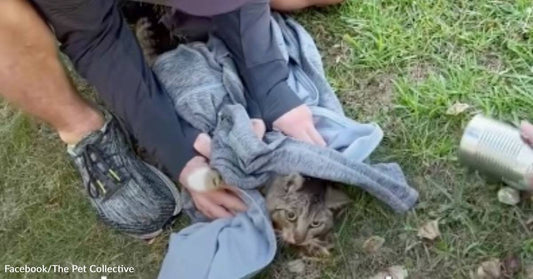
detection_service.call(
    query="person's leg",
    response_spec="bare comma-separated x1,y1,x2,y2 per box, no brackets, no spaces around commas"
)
30,0,199,178
270,0,343,11
0,0,184,239
0,0,103,144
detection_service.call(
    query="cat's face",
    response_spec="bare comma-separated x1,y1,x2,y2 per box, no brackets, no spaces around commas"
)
265,174,351,256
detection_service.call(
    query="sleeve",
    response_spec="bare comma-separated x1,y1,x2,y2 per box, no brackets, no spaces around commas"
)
212,0,303,128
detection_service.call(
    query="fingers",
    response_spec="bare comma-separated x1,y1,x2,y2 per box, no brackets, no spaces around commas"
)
190,188,247,220
194,120,266,158
300,133,315,145
204,202,234,219
290,125,327,147
215,188,248,212
521,121,533,145
271,105,326,147
193,133,212,159
307,125,327,147
193,193,233,219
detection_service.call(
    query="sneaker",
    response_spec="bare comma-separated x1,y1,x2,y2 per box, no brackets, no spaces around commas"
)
68,117,181,239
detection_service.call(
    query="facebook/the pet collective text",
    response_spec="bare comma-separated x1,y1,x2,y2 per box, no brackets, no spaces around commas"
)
4,264,135,274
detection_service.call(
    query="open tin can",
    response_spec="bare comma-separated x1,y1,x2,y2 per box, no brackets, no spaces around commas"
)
459,114,533,191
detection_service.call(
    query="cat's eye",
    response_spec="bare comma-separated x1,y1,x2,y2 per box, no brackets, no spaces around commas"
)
285,210,297,222
310,221,322,228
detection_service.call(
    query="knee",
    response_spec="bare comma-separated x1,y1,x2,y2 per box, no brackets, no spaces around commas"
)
0,1,34,27
312,0,345,7
0,0,58,51
270,0,344,10
269,0,321,11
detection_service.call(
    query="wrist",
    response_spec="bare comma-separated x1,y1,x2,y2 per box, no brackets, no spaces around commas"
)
258,83,303,129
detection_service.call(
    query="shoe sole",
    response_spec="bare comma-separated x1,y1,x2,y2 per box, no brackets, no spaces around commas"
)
127,162,182,240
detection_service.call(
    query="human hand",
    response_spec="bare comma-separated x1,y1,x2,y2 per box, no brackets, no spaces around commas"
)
272,105,326,146
178,119,266,219
520,121,533,187
521,121,533,146
179,133,246,219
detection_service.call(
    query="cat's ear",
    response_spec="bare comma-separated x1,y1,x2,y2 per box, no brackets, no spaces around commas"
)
325,186,351,211
284,173,305,192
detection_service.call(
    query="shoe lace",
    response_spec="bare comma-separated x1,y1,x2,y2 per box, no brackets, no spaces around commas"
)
82,139,129,200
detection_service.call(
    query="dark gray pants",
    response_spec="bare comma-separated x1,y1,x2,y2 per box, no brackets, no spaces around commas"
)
29,0,301,178
30,0,200,178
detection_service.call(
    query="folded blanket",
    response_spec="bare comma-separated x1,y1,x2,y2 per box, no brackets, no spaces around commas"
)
154,13,418,279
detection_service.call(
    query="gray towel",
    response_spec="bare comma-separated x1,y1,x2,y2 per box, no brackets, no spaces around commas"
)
154,14,418,279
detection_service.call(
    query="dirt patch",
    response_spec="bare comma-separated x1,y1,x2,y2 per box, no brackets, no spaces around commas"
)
302,21,353,69
479,54,504,73
268,257,326,279
421,161,455,178
408,63,435,84
344,245,400,278
306,24,336,51
339,73,396,118
322,41,353,68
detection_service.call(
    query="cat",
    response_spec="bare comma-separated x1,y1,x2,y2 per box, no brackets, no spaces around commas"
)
125,3,352,257
135,17,161,66
125,2,211,67
183,169,351,257
121,1,178,66
264,173,351,257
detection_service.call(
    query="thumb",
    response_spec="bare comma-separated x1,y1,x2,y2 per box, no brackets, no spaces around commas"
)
308,126,327,147
520,121,533,144
193,133,212,159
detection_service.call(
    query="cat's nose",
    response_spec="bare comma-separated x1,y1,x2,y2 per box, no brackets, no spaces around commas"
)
293,232,305,244
282,232,296,244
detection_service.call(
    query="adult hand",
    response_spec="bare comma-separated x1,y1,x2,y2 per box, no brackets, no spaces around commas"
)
178,119,266,219
272,104,326,146
520,121,533,188
179,155,245,219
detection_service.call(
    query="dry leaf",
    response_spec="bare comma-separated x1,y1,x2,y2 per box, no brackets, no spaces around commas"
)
287,259,305,274
369,265,408,279
363,236,386,254
417,219,441,240
474,259,501,279
502,255,521,278
497,187,520,205
446,102,471,115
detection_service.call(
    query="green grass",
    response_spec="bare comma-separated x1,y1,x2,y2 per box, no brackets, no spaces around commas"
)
1,0,533,278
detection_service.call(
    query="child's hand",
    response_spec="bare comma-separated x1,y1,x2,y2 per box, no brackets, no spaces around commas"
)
273,105,326,147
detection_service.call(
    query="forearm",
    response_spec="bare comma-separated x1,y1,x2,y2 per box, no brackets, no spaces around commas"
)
213,0,303,127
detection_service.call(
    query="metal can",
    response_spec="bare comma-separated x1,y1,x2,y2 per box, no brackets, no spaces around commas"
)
459,114,533,191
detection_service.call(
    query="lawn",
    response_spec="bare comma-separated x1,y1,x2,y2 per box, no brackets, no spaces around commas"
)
1,0,533,278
